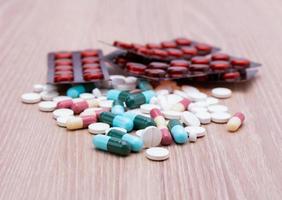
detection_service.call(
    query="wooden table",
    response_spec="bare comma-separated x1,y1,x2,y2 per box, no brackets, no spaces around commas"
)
1,0,282,199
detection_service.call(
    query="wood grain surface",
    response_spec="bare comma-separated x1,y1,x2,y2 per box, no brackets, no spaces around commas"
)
0,0,282,199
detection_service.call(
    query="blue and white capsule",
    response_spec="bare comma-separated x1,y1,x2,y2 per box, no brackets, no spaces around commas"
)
167,119,188,144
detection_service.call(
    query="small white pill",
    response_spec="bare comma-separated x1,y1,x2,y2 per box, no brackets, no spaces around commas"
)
149,96,158,105
211,87,232,99
173,90,189,98
211,112,231,123
181,111,200,126
188,92,207,102
157,95,169,110
38,101,57,112
185,126,206,137
156,89,170,96
189,106,208,114
88,123,110,134
141,126,162,148
110,75,126,85
145,147,169,161
33,84,45,93
135,129,144,137
208,104,228,113
92,88,102,97
105,127,127,135
163,110,182,120
79,107,103,116
99,100,113,109
206,97,219,105
97,96,107,101
125,76,137,84
53,108,74,119
53,96,72,103
21,93,41,104
188,131,197,142
194,101,209,107
195,111,211,124
181,85,199,93
43,84,57,92
41,91,59,101
167,94,183,105
57,116,75,127
79,93,95,100
140,104,160,114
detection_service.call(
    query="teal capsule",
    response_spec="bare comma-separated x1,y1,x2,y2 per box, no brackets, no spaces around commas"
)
67,84,95,98
125,90,156,109
167,119,188,144
138,79,153,91
111,100,125,115
99,112,134,132
123,112,156,129
92,135,131,156
107,129,143,152
107,89,130,102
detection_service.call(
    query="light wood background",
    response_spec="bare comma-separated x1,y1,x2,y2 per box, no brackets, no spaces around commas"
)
0,0,282,199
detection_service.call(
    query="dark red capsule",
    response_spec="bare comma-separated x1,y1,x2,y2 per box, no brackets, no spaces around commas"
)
55,71,73,76
146,43,162,49
166,48,183,57
55,58,72,66
83,63,101,70
211,53,230,61
180,46,198,56
148,62,169,70
191,56,210,64
55,65,73,72
83,69,102,75
55,74,73,82
231,58,250,68
82,56,100,64
151,49,168,57
132,43,146,50
161,41,177,48
145,69,166,77
190,64,210,71
195,43,212,54
126,62,147,72
170,59,190,68
175,38,192,46
113,41,133,49
210,61,230,71
223,72,240,80
81,49,99,57
83,73,104,80
167,66,188,74
137,47,154,56
55,51,72,59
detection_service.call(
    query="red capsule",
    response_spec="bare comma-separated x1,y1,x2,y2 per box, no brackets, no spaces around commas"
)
137,47,154,55
195,43,212,54
55,58,72,66
175,38,192,46
151,49,168,57
83,73,104,81
167,66,188,75
210,61,230,71
166,48,183,57
66,115,97,130
71,99,99,114
159,128,173,146
113,41,133,49
83,69,102,75
181,46,198,56
55,51,72,59
190,64,210,71
150,108,164,119
132,43,146,50
82,56,100,64
231,58,250,68
191,56,210,64
148,62,169,70
54,74,73,82
83,63,101,70
146,43,162,49
57,99,74,109
81,49,99,57
126,62,147,72
211,53,230,61
223,72,240,80
145,69,166,78
161,41,177,48
55,65,73,72
170,59,190,68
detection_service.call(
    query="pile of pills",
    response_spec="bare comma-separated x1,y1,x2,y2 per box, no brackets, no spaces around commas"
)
21,76,245,161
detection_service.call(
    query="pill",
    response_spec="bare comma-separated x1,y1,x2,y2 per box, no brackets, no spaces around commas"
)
175,37,192,45
71,99,99,114
56,115,75,127
167,119,188,144
206,97,219,105
185,126,207,137
53,108,74,119
173,90,189,99
88,122,110,134
188,131,197,142
105,127,127,134
99,100,113,109
107,89,130,102
123,112,156,130
188,92,207,102
189,106,208,114
107,129,143,152
157,95,170,110
92,135,131,156
135,129,144,137
57,99,75,109
181,111,201,126
181,46,198,57
40,91,59,101
67,84,95,98
193,101,209,108
211,87,232,99
181,85,199,94
38,101,57,112
208,105,228,113
227,112,245,132
211,53,230,61
137,80,154,91
125,76,137,85
231,58,250,68
53,96,72,103
79,93,95,100
195,43,212,55
150,108,173,145
92,88,102,97
170,59,190,68
195,111,211,124
111,100,125,115
21,93,41,104
99,112,134,132
170,98,191,112
66,115,97,130
141,126,162,148
140,104,160,114
156,89,170,96
145,147,169,161
33,84,45,93
211,112,231,123
167,94,183,105
163,110,182,120
43,84,58,92
125,90,156,109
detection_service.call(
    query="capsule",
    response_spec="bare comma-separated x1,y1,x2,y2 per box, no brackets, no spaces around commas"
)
138,79,153,91
111,100,125,115
71,99,99,114
92,135,131,156
66,115,97,130
67,84,95,98
123,112,156,130
167,119,188,144
107,129,143,152
125,90,156,109
170,98,191,112
150,108,173,145
227,112,245,132
99,112,134,132
107,89,130,102
57,99,74,109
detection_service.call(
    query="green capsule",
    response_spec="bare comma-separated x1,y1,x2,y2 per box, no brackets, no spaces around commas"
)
123,112,156,129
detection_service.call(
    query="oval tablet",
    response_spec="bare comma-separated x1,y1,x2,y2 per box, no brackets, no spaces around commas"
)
195,111,211,124
211,87,232,99
185,126,206,137
211,112,231,123
53,108,74,119
140,104,160,114
88,123,110,134
38,101,57,112
208,105,228,113
21,93,41,104
145,147,169,161
181,111,200,126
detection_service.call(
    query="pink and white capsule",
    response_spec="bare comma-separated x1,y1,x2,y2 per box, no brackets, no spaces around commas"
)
170,98,191,112
227,112,245,132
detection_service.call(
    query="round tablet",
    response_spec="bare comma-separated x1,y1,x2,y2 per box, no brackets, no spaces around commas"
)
208,105,228,113
38,101,57,112
185,126,207,137
110,75,126,85
211,87,232,99
21,93,41,104
80,93,95,100
173,90,189,99
163,110,182,120
141,126,162,148
189,106,207,114
140,104,160,114
99,100,113,109
53,96,72,103
193,101,209,108
57,115,75,127
135,129,144,137
145,147,169,161
43,84,57,92
33,84,45,93
41,91,59,101
211,112,231,123
195,111,211,124
53,108,74,119
181,111,200,126
105,127,127,135
88,123,110,134
206,97,219,105
188,92,207,102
